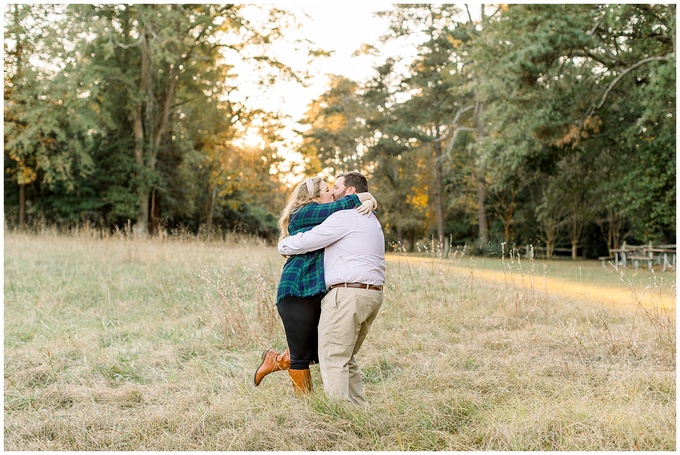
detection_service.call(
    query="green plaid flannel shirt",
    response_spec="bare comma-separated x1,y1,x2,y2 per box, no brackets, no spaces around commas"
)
276,194,360,304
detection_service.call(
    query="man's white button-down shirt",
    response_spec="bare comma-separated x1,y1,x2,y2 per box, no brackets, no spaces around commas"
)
278,210,386,290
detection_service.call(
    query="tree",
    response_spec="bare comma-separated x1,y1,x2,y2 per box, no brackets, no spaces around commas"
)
299,75,370,176
4,4,98,229
375,4,470,247
4,4,307,236
368,63,429,250
79,4,247,235
470,4,675,248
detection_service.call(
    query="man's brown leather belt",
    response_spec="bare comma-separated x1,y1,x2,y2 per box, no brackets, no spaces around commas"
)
329,282,383,292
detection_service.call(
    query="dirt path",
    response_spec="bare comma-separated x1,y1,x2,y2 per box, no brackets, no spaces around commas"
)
387,255,676,312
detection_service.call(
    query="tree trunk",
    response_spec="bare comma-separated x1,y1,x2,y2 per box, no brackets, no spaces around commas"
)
152,64,178,166
610,211,625,251
476,178,489,244
134,21,177,237
150,189,161,235
132,6,195,236
473,102,489,245
206,187,216,238
504,213,512,245
539,213,560,259
133,31,151,236
136,188,149,236
11,6,27,232
141,60,179,236
18,183,26,231
569,217,583,260
134,109,149,237
433,137,444,247
601,209,626,252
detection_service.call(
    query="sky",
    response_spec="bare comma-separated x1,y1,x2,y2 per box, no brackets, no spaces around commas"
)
224,2,412,173
273,3,398,119
231,2,403,121
241,2,480,122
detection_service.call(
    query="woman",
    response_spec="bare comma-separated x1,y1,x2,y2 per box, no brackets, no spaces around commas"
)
253,176,376,394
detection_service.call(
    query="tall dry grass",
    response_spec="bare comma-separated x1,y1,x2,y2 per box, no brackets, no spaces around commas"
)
3,230,676,450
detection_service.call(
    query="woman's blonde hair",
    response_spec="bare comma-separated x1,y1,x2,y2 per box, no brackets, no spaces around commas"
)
278,176,324,241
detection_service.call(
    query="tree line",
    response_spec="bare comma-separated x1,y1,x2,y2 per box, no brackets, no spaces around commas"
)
4,4,676,257
5,4,301,238
300,4,675,256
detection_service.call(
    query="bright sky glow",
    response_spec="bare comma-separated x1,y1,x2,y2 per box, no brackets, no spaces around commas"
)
232,2,399,120
233,127,267,149
223,2,408,180
223,2,434,181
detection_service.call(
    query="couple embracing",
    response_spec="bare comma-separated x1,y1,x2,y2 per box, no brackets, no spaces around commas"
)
254,171,386,406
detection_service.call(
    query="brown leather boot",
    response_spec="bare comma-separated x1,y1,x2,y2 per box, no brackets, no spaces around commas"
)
288,368,312,395
253,348,290,386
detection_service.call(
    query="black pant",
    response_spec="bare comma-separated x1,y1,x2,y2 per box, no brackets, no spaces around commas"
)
277,294,323,370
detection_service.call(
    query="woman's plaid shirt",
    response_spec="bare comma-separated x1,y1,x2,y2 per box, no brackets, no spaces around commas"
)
276,195,360,304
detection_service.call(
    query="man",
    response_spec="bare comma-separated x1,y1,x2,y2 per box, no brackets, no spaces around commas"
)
278,171,386,405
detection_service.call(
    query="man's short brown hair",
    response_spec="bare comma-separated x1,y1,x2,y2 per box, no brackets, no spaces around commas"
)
337,171,368,193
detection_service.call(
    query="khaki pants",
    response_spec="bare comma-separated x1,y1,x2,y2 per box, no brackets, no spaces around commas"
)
318,287,383,405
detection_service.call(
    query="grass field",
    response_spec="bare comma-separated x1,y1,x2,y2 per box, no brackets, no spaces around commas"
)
3,230,676,450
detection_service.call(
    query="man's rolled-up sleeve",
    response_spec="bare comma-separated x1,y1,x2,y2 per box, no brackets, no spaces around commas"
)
278,212,351,255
